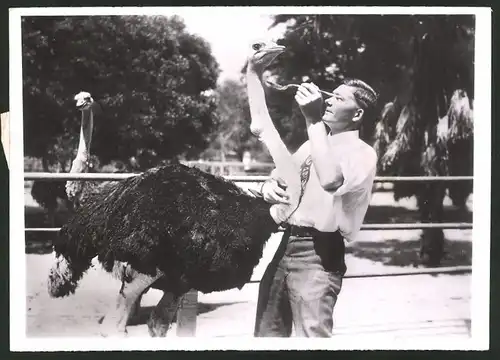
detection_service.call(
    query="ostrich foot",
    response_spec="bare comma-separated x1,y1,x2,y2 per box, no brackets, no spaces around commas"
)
147,291,182,337
99,322,129,338
98,296,142,328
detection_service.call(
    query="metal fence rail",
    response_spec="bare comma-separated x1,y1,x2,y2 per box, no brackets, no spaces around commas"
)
24,172,473,233
25,222,472,233
248,265,472,283
25,172,474,182
23,172,473,337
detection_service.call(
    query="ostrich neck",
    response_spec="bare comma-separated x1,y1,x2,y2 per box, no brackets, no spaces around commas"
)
246,67,301,224
70,108,94,174
66,104,96,204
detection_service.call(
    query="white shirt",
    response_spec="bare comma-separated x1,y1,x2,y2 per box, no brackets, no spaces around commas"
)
270,130,377,243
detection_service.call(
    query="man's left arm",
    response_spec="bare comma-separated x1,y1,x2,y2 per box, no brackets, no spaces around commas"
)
307,123,344,191
308,127,377,196
294,83,344,191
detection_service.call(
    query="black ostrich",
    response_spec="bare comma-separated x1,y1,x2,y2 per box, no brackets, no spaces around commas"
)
48,41,299,337
31,180,72,226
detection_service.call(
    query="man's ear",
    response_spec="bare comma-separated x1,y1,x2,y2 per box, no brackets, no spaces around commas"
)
352,108,364,123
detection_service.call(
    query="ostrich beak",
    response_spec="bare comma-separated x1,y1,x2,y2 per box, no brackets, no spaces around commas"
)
258,44,286,65
75,98,91,110
267,45,286,56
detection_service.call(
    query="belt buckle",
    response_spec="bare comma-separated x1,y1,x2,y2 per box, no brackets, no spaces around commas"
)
291,226,312,237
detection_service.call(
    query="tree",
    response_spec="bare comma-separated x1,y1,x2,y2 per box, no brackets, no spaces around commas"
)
374,19,474,266
22,15,220,172
269,15,474,265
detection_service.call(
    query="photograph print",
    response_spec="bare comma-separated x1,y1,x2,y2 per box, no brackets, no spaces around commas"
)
8,6,491,351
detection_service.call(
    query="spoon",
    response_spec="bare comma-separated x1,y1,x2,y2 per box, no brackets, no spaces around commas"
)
265,79,334,97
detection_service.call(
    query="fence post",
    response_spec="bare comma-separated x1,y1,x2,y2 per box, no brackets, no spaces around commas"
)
176,289,198,337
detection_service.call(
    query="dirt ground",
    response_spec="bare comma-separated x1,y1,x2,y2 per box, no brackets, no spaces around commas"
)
26,232,472,340
24,190,473,341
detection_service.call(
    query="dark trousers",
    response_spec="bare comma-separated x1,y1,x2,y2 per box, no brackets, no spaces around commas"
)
254,227,346,337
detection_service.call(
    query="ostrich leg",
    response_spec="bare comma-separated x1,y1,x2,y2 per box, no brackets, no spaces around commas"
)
100,271,164,337
147,292,183,337
246,70,301,224
101,262,146,326
129,295,143,323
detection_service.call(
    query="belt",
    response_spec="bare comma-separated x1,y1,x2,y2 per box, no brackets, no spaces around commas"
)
285,225,343,240
287,225,318,237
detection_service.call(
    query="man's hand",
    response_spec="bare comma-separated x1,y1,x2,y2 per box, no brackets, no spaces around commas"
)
261,178,291,205
294,83,323,125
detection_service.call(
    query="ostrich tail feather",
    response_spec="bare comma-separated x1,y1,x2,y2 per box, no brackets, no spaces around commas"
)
47,220,100,298
47,253,81,298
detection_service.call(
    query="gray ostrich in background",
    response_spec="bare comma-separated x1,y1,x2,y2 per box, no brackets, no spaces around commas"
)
47,40,301,337
64,91,103,205
30,93,100,227
63,91,147,320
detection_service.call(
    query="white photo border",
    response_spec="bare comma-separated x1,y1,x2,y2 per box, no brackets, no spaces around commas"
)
9,6,492,352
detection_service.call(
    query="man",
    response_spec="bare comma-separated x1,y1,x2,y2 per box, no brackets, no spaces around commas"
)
254,78,378,337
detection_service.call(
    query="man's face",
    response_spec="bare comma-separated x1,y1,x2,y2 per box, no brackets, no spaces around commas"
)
322,84,361,127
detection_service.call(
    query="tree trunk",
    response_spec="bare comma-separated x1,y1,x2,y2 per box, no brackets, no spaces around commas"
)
219,134,226,176
416,182,446,266
59,160,67,173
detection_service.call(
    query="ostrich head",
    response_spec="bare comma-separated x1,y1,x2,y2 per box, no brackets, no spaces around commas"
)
74,91,94,111
247,40,285,74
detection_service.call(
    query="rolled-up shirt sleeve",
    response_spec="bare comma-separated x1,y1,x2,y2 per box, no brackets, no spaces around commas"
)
332,145,378,197
331,145,377,242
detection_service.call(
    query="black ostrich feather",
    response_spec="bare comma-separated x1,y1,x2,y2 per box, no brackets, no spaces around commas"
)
53,163,278,295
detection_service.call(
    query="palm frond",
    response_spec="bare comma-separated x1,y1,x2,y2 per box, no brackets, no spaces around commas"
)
447,89,473,143
420,138,449,177
380,103,418,172
373,101,397,163
445,89,474,207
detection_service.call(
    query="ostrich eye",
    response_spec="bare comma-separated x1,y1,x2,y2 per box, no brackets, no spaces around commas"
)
252,43,263,51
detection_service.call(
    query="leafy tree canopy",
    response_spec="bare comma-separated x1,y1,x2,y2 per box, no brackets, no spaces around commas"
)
22,15,220,171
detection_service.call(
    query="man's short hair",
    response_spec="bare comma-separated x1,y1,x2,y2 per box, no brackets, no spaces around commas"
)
341,78,378,112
